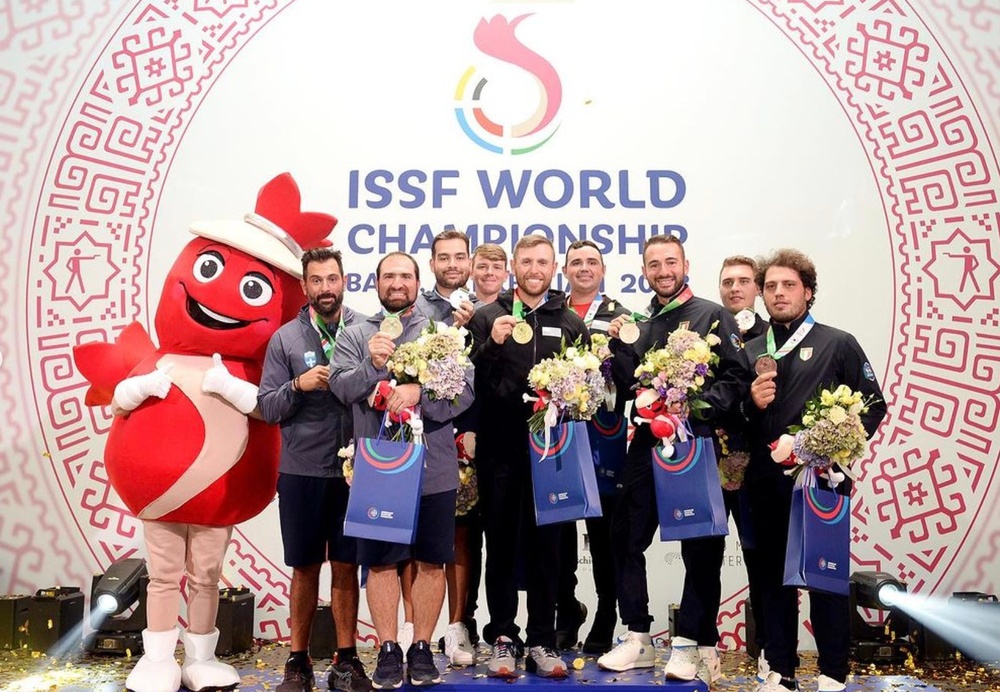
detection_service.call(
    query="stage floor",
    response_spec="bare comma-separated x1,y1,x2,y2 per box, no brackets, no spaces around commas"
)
0,643,985,692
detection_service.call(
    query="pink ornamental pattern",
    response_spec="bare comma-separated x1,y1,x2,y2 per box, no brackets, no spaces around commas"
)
1,0,996,647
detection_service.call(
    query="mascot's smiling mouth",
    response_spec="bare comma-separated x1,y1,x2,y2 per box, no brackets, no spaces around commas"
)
181,283,252,330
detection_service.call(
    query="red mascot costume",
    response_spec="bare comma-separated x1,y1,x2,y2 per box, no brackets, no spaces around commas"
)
74,173,335,692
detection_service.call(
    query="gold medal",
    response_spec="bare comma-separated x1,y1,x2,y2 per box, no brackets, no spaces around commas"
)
618,321,641,344
512,321,534,344
380,315,404,339
755,355,777,376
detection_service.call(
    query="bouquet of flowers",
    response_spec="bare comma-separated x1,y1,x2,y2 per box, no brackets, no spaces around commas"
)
715,428,749,491
525,338,607,435
769,384,878,488
455,431,478,516
386,323,471,402
588,333,616,409
632,327,721,453
338,441,355,486
371,324,472,444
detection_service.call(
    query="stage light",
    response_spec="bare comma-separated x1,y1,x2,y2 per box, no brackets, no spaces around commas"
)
86,558,149,655
851,571,907,610
91,558,146,620
849,571,911,663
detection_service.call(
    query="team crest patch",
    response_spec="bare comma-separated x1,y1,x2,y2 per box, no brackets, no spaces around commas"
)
679,321,690,331
799,347,813,361
729,333,744,350
304,350,317,368
863,362,876,381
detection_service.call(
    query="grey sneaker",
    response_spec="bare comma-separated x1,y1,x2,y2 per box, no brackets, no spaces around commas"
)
525,646,568,678
487,636,518,678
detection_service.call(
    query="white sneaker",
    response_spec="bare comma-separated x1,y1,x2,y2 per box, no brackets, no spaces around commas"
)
596,631,655,671
755,671,797,692
398,621,414,654
697,646,722,685
816,674,847,691
756,650,771,683
663,636,699,681
444,621,475,666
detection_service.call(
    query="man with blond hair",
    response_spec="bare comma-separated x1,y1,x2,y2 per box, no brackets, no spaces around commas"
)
468,234,589,679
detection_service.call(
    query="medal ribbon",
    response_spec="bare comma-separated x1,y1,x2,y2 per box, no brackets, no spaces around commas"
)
310,307,345,361
628,285,694,322
513,288,547,320
569,294,603,326
765,314,815,361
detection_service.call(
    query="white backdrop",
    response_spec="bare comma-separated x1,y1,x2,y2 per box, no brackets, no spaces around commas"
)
1,0,998,652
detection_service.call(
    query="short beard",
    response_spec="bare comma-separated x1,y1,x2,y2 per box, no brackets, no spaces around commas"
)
310,293,343,320
380,296,414,313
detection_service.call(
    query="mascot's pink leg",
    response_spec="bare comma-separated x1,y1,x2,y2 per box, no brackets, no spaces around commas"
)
180,524,240,691
126,520,186,692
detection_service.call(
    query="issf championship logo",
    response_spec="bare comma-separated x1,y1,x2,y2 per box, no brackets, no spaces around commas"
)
454,14,562,155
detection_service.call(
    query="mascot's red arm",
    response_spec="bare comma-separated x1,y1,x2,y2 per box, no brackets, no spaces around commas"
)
74,322,157,406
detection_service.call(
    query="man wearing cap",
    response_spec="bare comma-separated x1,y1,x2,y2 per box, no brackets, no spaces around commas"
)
330,252,475,689
259,247,370,692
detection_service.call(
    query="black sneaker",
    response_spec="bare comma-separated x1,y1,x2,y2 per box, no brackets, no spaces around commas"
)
555,600,588,650
329,656,373,692
372,641,404,690
582,608,617,655
277,655,315,692
406,640,443,686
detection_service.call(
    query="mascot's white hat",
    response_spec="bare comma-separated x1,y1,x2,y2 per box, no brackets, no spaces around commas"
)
188,173,336,279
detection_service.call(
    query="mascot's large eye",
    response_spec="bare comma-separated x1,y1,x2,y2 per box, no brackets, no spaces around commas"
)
193,251,225,283
240,272,274,307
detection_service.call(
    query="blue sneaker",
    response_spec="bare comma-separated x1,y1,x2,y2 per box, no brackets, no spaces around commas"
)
372,641,404,690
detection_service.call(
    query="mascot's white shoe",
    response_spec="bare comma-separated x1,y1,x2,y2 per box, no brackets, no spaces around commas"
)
181,628,240,690
126,628,182,692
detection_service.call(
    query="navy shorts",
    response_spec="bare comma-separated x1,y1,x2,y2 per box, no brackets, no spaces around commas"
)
357,490,457,567
277,473,358,568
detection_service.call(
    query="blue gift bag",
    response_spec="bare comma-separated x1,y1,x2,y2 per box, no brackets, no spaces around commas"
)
783,474,851,595
529,421,603,526
651,436,729,541
587,408,627,496
344,436,425,544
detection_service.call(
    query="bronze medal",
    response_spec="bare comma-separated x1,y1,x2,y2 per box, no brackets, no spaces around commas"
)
512,321,534,344
380,315,404,339
619,321,641,344
755,355,777,376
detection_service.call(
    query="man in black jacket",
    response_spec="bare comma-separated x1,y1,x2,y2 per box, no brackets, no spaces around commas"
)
743,249,886,692
467,234,589,679
599,235,749,687
717,255,769,680
556,240,632,654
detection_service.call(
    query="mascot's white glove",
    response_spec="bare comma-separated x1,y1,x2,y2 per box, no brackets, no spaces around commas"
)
202,353,258,415
113,362,174,412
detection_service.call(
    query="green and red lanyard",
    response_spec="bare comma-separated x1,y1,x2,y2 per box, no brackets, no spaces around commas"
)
310,307,345,361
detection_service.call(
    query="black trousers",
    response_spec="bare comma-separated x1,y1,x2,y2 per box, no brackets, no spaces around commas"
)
457,509,484,627
612,446,725,643
746,467,850,681
724,487,765,653
556,493,619,623
478,451,562,648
